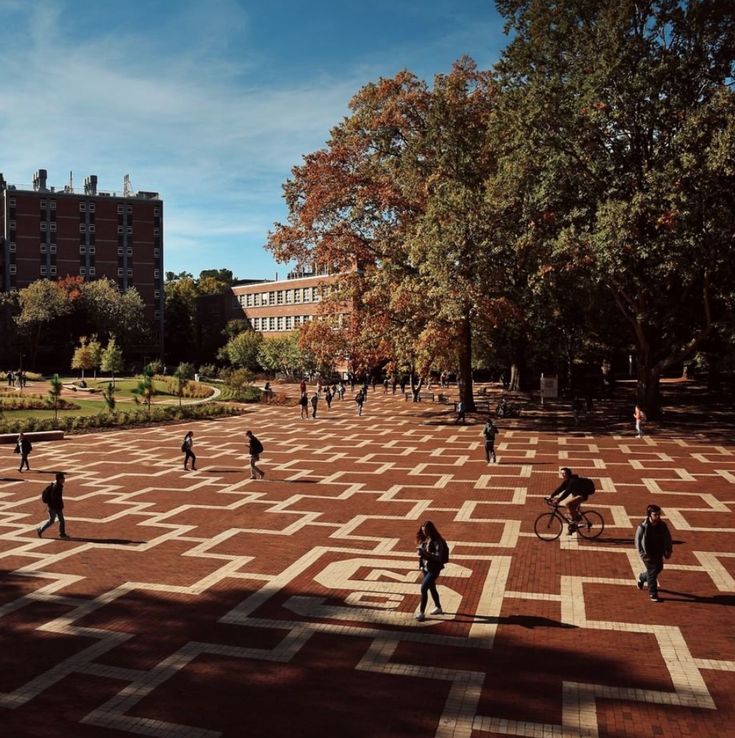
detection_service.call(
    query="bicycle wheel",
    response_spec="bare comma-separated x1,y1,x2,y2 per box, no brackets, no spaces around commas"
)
534,512,563,541
577,510,604,539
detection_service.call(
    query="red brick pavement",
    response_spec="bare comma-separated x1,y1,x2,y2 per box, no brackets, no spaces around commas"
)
1,391,733,737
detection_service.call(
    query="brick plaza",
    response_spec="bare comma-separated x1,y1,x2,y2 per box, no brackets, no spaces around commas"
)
1,390,733,737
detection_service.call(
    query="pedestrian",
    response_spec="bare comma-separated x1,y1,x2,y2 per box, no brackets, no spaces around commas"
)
15,431,33,471
299,391,309,419
455,399,466,424
338,380,346,399
482,418,498,463
37,472,69,539
181,431,197,470
300,379,307,396
325,386,333,409
246,430,265,480
415,520,448,621
635,504,672,602
263,381,272,403
355,389,365,416
400,377,406,394
392,378,397,394
383,377,389,393
310,392,319,418
634,404,646,438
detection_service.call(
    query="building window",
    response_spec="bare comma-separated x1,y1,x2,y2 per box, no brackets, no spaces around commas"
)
89,267,96,276
294,288,301,303
127,205,133,214
303,314,310,323
285,316,292,330
117,225,124,234
154,228,160,236
127,268,133,277
80,246,87,254
154,310,161,319
50,200,56,210
285,289,293,303
127,226,133,234
154,290,161,299
88,224,95,233
49,244,57,254
153,269,160,278
277,291,284,305
79,224,86,233
88,203,95,212
117,268,124,276
9,264,16,275
88,246,95,254
269,291,276,304
40,200,47,209
313,287,320,302
49,265,57,275
9,242,16,252
254,292,262,306
49,222,57,232
9,198,15,207
80,203,86,212
40,244,48,254
153,248,160,257
127,247,133,256
269,317,276,331
117,247,123,256
39,222,46,232
154,207,160,216
252,317,259,331
246,293,253,307
40,265,47,276
80,267,87,276
117,205,124,214
277,316,284,331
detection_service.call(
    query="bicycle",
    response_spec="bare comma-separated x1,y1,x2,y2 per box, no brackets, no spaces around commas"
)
534,498,605,541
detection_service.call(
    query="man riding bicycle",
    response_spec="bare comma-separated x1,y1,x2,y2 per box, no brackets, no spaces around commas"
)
547,467,596,533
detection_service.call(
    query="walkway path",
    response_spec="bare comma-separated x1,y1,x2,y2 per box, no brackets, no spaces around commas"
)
0,390,733,737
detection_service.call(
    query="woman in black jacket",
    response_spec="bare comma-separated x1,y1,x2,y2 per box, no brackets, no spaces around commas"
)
415,520,448,621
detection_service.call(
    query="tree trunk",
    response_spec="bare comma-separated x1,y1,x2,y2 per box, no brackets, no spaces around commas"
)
458,313,475,411
411,372,423,402
509,363,521,392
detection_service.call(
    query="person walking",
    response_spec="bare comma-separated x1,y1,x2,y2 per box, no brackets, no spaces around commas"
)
15,431,32,471
310,392,319,419
325,386,333,409
246,430,265,480
37,472,69,539
182,431,197,470
299,391,309,419
455,399,466,424
355,389,365,416
482,419,498,463
634,404,646,438
415,521,448,621
635,504,672,602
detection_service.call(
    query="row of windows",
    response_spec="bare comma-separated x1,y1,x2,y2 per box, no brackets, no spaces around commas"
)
250,315,313,332
15,200,160,217
238,285,327,308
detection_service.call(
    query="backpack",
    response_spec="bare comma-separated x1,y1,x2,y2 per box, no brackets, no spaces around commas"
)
251,438,264,455
577,476,595,496
439,539,450,565
181,441,187,452
41,484,53,504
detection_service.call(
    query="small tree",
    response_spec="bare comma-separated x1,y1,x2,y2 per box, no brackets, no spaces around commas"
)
132,370,156,417
101,337,124,387
71,337,95,381
88,336,103,379
48,373,63,424
173,361,195,407
102,382,116,413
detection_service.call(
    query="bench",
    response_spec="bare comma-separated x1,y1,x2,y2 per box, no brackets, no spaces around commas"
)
404,391,435,402
0,430,65,444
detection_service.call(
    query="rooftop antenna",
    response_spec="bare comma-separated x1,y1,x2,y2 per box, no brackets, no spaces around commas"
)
123,174,133,198
64,170,74,194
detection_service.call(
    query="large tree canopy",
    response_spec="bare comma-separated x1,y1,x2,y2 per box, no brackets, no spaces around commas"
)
494,0,735,415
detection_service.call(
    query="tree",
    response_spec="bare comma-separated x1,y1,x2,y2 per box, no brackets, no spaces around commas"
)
173,362,195,406
78,278,147,350
494,0,735,416
102,381,116,413
100,337,124,386
87,336,103,379
267,59,499,410
15,280,73,369
132,370,156,417
257,333,313,376
220,330,263,371
48,373,63,425
71,337,95,380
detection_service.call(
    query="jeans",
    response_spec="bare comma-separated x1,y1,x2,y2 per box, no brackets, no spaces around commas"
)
639,557,663,596
184,449,196,468
40,508,66,536
484,442,496,462
419,570,442,614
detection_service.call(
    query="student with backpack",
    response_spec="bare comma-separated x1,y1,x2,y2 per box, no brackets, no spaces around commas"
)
415,520,449,621
181,431,197,470
15,431,33,471
246,430,265,480
547,467,596,534
36,472,69,539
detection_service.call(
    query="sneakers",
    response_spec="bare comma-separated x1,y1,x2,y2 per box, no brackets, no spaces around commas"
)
650,594,660,602
415,612,426,621
60,533,70,539
567,524,577,534
637,580,644,590
36,528,43,538
430,607,444,615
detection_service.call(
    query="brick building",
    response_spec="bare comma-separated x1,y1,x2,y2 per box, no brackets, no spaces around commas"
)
0,169,164,350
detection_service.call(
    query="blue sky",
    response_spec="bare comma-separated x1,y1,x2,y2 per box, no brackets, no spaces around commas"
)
0,0,506,281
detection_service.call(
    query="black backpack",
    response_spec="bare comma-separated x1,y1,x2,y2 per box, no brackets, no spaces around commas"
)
439,539,450,565
41,484,53,504
251,438,264,454
577,476,595,496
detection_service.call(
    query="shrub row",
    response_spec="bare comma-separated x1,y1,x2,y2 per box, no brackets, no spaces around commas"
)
154,376,215,399
218,385,263,403
0,402,244,435
0,396,80,411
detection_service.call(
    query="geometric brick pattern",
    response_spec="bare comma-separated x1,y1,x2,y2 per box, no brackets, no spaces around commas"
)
1,392,733,737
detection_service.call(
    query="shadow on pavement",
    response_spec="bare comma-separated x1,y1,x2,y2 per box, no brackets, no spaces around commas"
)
451,612,578,628
658,589,735,606
60,536,147,545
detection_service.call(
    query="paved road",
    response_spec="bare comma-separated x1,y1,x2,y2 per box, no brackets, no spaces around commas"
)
1,390,733,737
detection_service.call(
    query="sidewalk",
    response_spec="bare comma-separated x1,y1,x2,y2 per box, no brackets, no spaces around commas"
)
0,390,733,737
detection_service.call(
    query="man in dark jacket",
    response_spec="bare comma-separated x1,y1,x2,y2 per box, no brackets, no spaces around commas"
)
37,472,69,539
15,432,32,471
548,467,596,531
635,504,673,602
246,430,265,480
